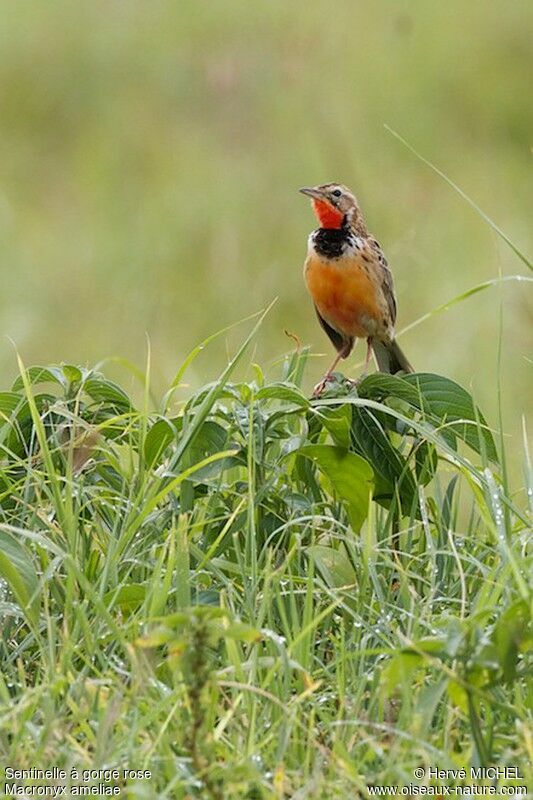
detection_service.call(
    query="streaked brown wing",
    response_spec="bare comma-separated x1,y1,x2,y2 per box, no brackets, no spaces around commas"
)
314,305,354,357
367,238,397,326
380,263,397,326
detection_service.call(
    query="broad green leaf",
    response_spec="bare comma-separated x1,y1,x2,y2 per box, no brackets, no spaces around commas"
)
316,405,352,450
144,418,176,468
4,394,56,458
351,408,417,512
62,364,83,386
188,420,227,458
357,373,457,449
403,373,497,461
104,583,146,611
83,376,132,410
0,530,40,626
358,373,427,410
183,420,240,480
256,383,310,408
308,544,357,587
195,589,221,607
296,444,373,531
12,366,64,391
0,392,23,416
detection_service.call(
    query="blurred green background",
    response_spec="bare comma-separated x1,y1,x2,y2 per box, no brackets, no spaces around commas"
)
0,1,531,461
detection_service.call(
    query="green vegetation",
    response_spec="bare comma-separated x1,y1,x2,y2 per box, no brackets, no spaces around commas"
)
0,323,530,797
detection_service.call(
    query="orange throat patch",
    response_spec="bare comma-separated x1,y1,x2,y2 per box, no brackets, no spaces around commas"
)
312,199,344,229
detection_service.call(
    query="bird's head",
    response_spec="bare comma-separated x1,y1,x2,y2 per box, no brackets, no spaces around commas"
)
299,183,362,230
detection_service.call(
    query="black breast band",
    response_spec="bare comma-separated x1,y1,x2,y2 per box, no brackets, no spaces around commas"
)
313,226,353,259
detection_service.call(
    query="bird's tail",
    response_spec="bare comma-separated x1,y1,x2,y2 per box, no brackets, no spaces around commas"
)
371,338,414,375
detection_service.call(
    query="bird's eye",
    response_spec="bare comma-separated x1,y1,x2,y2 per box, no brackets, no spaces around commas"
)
332,189,342,198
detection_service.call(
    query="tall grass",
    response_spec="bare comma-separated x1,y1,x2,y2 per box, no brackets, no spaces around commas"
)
0,324,530,797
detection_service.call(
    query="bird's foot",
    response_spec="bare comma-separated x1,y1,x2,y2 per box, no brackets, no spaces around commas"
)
344,376,360,390
346,367,372,390
312,374,333,398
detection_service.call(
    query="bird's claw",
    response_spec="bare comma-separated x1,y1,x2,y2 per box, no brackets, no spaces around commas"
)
312,375,333,398
312,372,365,398
344,377,359,389
348,372,368,388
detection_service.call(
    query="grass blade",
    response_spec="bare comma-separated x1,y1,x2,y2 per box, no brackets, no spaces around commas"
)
385,125,533,272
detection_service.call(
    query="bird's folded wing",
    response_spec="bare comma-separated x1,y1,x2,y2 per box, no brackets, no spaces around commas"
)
314,305,354,356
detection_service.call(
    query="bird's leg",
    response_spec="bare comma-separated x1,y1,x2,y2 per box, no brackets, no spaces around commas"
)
346,338,373,389
312,350,345,397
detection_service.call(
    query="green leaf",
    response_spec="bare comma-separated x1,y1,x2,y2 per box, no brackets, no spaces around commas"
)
62,364,83,386
3,394,56,458
12,366,64,391
83,376,133,410
403,373,497,461
316,405,352,450
351,408,417,512
382,651,423,696
296,444,373,531
256,383,310,408
358,371,497,462
144,418,176,468
183,420,240,480
0,530,40,626
415,679,448,737
447,680,468,713
358,373,427,410
0,470,16,510
104,583,146,612
188,420,227,458
0,392,23,416
493,601,531,682
308,544,357,587
414,440,438,486
282,344,311,387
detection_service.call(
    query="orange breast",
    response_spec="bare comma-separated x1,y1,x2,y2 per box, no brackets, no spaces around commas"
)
304,252,384,339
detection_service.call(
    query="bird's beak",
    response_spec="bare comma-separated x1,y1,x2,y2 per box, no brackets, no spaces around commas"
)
299,186,324,200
